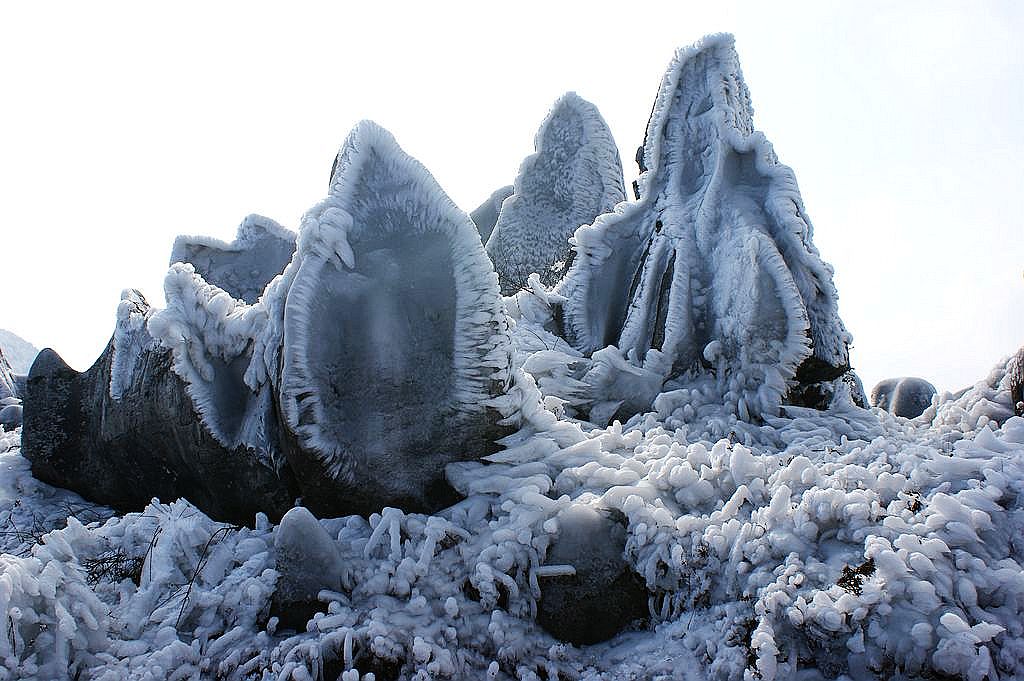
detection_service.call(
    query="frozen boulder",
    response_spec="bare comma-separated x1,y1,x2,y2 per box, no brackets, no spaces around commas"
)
556,35,854,421
21,291,294,526
0,404,21,430
470,184,513,244
271,506,348,631
170,214,296,304
537,505,648,645
260,121,516,516
486,93,624,294
872,376,937,418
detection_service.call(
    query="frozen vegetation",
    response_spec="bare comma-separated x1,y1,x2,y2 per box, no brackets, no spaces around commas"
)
2,34,1024,681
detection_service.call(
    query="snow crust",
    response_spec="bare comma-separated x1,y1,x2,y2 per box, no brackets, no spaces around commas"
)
486,94,624,295
170,215,296,304
558,35,851,421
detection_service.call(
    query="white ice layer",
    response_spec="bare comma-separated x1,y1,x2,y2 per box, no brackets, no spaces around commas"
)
486,93,624,295
558,34,851,419
2,347,1023,679
267,120,514,482
170,214,296,304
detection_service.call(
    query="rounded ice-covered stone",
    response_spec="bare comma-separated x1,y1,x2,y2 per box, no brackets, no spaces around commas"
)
271,506,347,630
871,377,937,418
537,505,648,645
0,404,22,430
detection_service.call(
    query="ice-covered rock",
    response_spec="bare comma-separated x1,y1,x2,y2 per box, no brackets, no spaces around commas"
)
556,35,854,422
0,404,22,430
0,348,18,401
0,328,39,374
170,214,296,304
872,376,937,418
21,293,294,526
537,505,648,645
271,506,349,631
263,121,516,515
486,93,625,294
470,184,513,244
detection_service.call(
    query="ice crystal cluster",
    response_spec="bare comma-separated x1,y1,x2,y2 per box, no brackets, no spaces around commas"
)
3,34,1024,681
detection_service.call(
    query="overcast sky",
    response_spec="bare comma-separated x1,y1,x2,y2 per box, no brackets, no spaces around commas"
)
2,1,1022,394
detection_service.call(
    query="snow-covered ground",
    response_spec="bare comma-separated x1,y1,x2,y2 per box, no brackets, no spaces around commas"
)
1,343,1022,680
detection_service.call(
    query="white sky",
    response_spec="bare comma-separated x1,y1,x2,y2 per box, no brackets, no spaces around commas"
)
2,1,1022,394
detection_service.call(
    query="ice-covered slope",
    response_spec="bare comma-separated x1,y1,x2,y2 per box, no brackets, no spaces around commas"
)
486,93,624,294
558,35,853,421
0,328,38,374
470,184,513,244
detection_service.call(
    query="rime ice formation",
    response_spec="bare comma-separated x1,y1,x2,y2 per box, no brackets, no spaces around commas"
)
872,376,938,419
6,33,1024,681
486,93,625,294
556,35,853,423
267,121,516,514
169,214,296,304
470,184,513,244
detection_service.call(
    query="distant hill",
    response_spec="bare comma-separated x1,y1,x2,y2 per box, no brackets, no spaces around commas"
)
0,329,39,373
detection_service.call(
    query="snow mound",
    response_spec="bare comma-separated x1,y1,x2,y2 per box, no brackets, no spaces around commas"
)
486,93,625,295
170,214,296,304
557,34,853,423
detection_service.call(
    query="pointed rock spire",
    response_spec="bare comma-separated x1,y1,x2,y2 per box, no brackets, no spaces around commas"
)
558,35,854,419
486,93,625,295
269,121,515,514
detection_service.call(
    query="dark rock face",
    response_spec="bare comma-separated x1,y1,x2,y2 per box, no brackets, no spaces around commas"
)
871,377,937,419
22,338,295,526
537,505,648,645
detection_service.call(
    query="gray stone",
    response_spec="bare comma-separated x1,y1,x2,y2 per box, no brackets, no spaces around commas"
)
871,377,937,418
537,505,648,645
270,506,348,631
0,404,22,430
